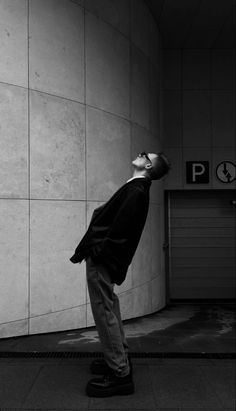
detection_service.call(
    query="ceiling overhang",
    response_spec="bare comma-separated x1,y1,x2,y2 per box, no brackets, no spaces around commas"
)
145,0,235,48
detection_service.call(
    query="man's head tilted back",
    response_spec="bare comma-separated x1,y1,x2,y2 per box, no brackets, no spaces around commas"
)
132,151,171,180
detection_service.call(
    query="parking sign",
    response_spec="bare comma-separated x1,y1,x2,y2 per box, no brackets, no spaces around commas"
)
186,161,209,184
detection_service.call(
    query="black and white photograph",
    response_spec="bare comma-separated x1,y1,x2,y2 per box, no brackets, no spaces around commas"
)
0,0,235,410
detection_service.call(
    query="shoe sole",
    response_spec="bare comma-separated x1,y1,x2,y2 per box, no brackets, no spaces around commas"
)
86,382,135,397
90,366,133,377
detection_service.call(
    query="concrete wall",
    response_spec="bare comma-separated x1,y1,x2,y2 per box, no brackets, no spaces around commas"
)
163,49,236,190
0,0,164,338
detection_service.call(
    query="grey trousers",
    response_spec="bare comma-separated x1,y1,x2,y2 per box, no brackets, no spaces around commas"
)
86,257,130,377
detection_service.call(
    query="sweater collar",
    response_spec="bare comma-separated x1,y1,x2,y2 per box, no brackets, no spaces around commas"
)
126,176,152,186
126,175,146,183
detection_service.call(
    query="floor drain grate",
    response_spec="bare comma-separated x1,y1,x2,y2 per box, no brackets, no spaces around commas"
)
0,351,235,359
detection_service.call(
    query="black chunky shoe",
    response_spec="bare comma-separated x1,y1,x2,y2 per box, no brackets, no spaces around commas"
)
90,357,133,375
86,372,135,397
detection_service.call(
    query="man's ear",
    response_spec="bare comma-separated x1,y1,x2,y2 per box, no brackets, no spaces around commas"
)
145,163,152,170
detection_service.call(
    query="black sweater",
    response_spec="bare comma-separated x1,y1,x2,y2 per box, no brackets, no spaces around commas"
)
70,177,151,285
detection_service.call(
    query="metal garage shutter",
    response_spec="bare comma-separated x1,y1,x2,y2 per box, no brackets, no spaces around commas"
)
169,190,236,299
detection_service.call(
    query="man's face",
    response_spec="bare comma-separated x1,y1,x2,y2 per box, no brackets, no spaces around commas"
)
132,152,157,169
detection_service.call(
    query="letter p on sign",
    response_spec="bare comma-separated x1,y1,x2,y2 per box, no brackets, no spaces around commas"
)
186,161,209,184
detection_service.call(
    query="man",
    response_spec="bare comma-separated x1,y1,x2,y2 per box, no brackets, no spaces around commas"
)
70,151,170,397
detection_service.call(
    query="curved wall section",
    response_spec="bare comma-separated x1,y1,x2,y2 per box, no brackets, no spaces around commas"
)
0,0,165,338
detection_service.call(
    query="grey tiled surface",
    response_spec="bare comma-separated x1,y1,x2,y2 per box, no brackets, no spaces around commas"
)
0,304,235,410
0,358,235,410
0,362,42,408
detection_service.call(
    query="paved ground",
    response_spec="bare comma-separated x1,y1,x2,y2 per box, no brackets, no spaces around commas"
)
0,303,235,354
0,303,235,410
0,357,235,410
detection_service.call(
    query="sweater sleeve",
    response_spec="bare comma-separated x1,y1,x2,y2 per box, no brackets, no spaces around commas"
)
89,187,148,263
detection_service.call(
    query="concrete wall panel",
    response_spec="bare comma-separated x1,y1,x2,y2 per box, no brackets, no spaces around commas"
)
211,50,235,90
86,106,131,201
30,91,86,200
151,275,166,312
212,91,235,147
149,16,161,69
86,12,130,118
0,200,28,324
86,303,95,327
131,0,149,56
119,289,134,320
163,90,182,148
29,0,84,102
0,83,28,198
85,0,129,36
163,50,181,90
131,46,149,129
133,282,152,317
70,0,84,6
30,200,86,317
0,319,28,339
149,63,161,136
0,0,27,87
183,91,211,147
30,305,86,335
131,124,161,156
183,50,210,90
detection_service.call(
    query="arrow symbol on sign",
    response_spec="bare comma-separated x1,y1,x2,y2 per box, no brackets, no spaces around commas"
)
223,162,232,182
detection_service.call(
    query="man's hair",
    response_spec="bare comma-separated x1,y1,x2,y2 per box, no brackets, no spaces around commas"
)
149,152,171,180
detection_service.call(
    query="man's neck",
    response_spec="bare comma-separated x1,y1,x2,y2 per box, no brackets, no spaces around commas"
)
126,170,148,183
132,170,146,178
